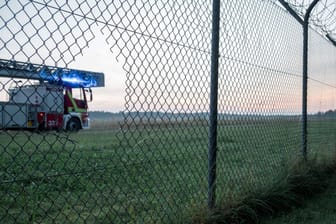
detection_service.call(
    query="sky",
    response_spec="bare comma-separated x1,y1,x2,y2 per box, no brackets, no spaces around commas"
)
0,1,127,112
0,29,127,112
0,0,335,114
68,32,126,112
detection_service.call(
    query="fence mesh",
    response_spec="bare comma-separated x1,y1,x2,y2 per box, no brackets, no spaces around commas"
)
0,0,336,223
216,0,304,198
307,28,336,159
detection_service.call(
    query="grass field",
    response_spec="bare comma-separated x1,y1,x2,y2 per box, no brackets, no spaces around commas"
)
262,173,336,224
0,117,335,223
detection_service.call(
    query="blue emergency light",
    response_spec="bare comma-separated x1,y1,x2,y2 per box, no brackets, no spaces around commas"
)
39,68,101,88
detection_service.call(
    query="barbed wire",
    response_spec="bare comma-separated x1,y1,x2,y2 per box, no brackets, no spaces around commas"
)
283,0,336,40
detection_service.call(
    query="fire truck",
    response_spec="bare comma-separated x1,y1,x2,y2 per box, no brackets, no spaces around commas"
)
0,59,104,131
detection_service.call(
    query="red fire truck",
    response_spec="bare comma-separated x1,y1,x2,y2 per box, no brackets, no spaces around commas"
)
0,59,104,131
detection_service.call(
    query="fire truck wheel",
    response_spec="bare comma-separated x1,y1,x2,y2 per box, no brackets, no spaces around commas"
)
38,122,45,131
66,118,81,132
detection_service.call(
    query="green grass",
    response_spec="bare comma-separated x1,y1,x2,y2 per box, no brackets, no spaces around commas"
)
0,118,335,223
194,158,336,224
262,167,336,224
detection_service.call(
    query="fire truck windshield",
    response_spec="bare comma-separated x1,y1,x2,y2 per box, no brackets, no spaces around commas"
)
71,88,85,101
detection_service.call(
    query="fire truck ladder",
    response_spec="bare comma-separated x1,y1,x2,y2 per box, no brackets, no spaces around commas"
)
0,58,105,87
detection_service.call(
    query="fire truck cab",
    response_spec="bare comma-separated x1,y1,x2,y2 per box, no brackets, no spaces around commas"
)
0,59,104,131
63,87,91,131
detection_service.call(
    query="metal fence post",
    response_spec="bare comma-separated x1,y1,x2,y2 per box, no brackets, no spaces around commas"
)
279,0,320,161
302,0,320,160
208,0,221,209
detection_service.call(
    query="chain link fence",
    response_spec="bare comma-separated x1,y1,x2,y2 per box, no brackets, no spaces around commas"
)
0,0,336,223
307,27,336,159
215,0,304,200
